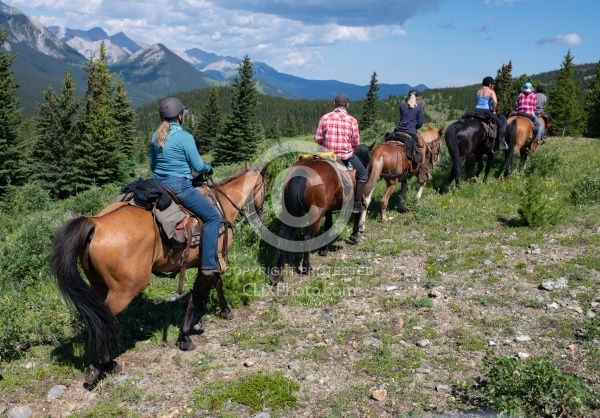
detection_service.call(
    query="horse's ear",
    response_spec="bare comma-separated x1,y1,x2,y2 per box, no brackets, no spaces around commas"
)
439,124,446,135
368,141,376,151
244,161,250,170
427,123,434,130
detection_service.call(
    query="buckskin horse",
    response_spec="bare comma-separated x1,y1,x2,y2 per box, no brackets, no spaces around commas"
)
441,113,506,193
50,164,267,388
360,124,445,227
503,113,546,177
269,144,371,285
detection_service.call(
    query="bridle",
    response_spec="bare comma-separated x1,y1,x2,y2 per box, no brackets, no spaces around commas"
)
208,167,266,225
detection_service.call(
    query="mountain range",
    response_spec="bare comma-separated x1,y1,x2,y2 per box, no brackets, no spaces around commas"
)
0,0,424,115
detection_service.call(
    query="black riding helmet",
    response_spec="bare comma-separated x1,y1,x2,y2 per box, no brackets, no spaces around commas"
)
482,76,494,87
537,85,545,93
159,97,185,120
408,89,419,97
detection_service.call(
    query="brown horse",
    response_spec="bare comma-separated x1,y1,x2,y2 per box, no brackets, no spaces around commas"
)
269,144,371,284
360,124,445,226
50,165,267,388
503,114,546,177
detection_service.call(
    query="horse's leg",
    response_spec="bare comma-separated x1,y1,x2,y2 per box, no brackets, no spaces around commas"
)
359,187,374,233
380,180,396,221
300,215,323,274
518,148,528,171
473,154,484,181
414,181,426,203
84,262,152,384
398,180,408,213
318,212,333,256
482,152,495,184
177,272,213,351
348,212,361,244
212,274,233,320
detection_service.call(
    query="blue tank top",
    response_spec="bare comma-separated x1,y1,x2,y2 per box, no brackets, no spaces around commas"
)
475,94,493,110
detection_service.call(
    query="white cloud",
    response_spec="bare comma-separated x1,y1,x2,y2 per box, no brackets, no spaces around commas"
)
536,33,582,46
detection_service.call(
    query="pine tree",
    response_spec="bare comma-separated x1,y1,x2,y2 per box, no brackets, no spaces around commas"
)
0,29,23,195
32,72,81,198
494,62,514,116
193,87,223,154
546,50,585,137
283,112,298,137
113,77,138,175
584,61,600,138
72,42,122,192
360,71,380,130
213,55,262,165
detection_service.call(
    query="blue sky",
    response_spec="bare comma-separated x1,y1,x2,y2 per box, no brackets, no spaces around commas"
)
4,0,598,89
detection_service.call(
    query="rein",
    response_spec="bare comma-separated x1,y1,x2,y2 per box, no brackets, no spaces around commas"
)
208,167,265,225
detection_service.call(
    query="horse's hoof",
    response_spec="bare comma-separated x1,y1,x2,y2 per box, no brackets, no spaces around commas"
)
347,235,359,245
297,266,313,275
106,360,122,375
220,310,234,320
84,365,101,386
318,249,329,257
398,207,408,214
177,337,196,351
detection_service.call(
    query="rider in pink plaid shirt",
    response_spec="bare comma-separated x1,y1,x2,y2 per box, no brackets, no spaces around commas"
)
517,82,542,141
314,93,367,213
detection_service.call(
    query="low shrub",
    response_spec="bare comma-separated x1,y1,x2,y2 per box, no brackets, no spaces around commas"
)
461,353,596,417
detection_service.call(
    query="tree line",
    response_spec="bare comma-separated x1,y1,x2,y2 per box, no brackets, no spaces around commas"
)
1,25,599,201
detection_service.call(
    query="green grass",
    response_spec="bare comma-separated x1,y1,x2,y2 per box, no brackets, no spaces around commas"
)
1,136,599,416
191,371,300,413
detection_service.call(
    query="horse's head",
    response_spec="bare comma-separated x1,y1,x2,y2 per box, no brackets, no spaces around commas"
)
244,164,268,223
423,124,445,165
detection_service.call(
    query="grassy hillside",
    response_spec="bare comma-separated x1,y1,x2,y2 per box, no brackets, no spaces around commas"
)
0,131,599,416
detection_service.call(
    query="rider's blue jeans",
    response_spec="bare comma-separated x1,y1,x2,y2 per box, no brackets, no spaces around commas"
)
152,174,221,271
532,114,543,139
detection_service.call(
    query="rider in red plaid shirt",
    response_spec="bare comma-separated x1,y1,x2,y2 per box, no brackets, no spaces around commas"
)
314,93,367,213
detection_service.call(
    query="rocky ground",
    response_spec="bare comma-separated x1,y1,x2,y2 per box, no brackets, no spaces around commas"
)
2,221,599,418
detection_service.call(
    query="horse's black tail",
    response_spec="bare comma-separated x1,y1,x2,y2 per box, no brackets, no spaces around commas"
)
276,174,309,266
50,216,121,364
504,119,517,177
444,121,464,181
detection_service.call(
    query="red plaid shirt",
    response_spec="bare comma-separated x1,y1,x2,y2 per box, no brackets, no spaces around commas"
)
517,92,537,116
314,108,360,160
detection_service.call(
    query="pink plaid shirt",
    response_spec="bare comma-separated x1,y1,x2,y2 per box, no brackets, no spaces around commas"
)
314,108,360,160
517,92,537,116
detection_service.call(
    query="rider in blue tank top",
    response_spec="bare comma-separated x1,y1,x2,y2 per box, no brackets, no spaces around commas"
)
474,76,508,151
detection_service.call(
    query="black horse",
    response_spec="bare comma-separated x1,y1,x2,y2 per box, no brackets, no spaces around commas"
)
269,144,371,284
441,114,506,193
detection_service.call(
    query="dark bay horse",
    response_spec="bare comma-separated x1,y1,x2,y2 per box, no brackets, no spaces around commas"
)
361,124,445,227
50,165,267,387
503,114,546,177
441,114,506,193
269,144,371,284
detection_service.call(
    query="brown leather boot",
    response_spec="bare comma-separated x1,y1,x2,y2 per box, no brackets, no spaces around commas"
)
352,181,367,213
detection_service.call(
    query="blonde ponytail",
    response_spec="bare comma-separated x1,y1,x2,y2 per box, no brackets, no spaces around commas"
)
407,93,417,109
155,121,171,148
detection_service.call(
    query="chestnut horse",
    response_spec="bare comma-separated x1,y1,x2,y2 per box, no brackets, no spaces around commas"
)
503,114,546,177
50,165,267,388
441,114,506,193
269,144,371,284
360,124,445,227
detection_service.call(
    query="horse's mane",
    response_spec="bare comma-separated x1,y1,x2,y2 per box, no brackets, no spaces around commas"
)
214,167,256,187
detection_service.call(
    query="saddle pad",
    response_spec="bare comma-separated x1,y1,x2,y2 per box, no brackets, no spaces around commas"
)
298,151,337,161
